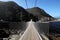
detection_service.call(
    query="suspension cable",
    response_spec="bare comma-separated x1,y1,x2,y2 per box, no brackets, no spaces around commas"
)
34,0,38,7
25,0,28,8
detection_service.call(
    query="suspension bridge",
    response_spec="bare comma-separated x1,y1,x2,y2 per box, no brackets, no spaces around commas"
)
19,20,49,40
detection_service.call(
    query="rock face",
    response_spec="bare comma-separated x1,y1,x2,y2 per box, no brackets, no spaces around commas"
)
0,21,9,38
27,7,55,21
0,1,32,22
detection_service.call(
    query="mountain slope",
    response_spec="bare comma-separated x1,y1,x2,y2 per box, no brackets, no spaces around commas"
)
26,7,56,21
0,1,31,22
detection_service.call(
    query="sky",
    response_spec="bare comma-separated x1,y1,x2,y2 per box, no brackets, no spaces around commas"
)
0,0,60,18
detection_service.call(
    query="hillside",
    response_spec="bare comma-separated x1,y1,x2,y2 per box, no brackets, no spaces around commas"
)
0,1,56,22
0,1,32,22
27,7,56,21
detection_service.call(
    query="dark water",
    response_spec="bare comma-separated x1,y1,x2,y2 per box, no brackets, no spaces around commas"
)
49,21,60,34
